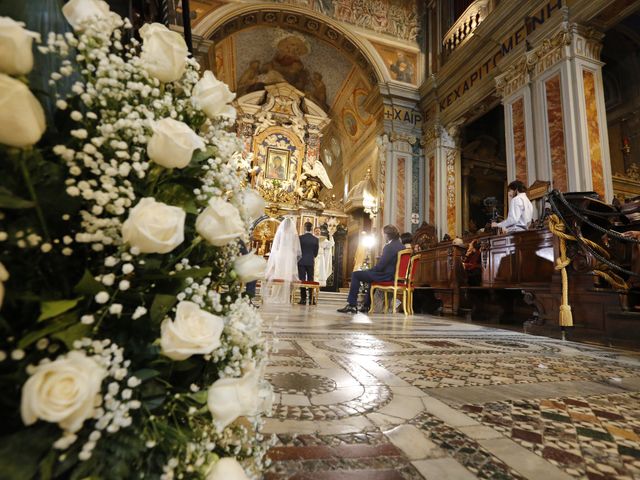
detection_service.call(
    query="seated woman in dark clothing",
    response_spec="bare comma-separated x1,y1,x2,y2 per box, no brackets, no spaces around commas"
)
462,240,482,286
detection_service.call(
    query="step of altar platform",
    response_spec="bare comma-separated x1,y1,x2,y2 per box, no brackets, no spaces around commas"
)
255,289,348,306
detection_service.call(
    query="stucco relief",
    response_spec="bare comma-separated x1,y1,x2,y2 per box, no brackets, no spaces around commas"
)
266,0,420,42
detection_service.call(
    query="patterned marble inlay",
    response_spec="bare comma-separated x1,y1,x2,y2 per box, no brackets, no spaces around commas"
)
583,69,605,197
463,392,640,479
512,97,528,184
268,372,336,396
259,302,640,479
269,384,393,421
266,430,423,480
545,74,568,192
380,354,640,389
411,411,527,480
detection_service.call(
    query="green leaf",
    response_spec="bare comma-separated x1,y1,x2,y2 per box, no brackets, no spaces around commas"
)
150,294,177,323
18,312,79,349
39,450,56,480
0,425,57,480
188,390,208,405
191,146,216,165
37,298,81,322
52,323,92,349
142,267,213,281
0,186,35,209
156,182,197,214
73,270,103,296
132,368,160,382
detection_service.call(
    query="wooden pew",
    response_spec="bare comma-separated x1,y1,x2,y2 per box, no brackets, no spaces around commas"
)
411,223,637,347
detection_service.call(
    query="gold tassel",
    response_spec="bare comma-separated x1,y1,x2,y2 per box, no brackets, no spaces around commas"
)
549,215,574,327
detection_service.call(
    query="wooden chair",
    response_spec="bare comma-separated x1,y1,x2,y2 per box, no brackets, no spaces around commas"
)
370,248,413,314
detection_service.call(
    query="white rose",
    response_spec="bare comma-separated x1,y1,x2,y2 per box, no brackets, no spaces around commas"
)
207,370,259,430
196,198,244,247
234,252,266,283
206,458,249,480
62,0,111,30
160,301,224,361
139,23,188,83
122,197,185,254
21,350,106,433
0,73,45,147
147,118,205,169
0,17,41,75
191,71,236,119
239,188,265,220
0,262,8,310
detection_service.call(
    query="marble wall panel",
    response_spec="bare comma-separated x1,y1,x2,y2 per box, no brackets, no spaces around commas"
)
397,157,406,229
582,69,605,197
545,75,567,192
512,97,528,184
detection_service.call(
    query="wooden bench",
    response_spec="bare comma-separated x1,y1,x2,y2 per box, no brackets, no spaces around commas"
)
291,281,320,304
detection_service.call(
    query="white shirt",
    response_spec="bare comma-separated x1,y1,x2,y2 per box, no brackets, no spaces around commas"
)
497,192,533,232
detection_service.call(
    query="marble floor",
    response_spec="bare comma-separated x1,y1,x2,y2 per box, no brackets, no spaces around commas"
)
261,301,640,480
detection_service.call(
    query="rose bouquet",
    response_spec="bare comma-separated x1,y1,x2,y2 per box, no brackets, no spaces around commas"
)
0,1,271,479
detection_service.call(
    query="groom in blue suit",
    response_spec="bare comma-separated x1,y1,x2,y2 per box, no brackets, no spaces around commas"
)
298,221,319,305
338,225,404,314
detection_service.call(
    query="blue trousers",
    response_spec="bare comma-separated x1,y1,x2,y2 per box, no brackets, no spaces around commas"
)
298,264,314,301
347,270,377,307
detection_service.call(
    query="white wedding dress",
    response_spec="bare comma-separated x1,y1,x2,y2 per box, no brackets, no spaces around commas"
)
263,217,301,304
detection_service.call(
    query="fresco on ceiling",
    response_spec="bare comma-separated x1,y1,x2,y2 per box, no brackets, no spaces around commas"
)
371,42,417,84
234,27,352,110
268,0,420,42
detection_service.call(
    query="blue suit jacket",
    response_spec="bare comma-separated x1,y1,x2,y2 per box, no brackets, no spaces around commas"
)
368,239,405,282
298,233,319,266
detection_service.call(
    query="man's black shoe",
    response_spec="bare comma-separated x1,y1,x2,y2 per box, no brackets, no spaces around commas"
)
359,306,370,313
298,300,307,305
337,305,358,313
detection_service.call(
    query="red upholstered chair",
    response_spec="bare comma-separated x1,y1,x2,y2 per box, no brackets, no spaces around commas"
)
370,248,413,314
405,255,420,315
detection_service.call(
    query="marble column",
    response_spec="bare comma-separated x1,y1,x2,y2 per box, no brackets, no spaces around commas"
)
423,124,462,239
386,132,423,233
496,58,536,186
498,21,612,199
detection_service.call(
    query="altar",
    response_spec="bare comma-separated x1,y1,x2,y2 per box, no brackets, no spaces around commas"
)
235,82,349,289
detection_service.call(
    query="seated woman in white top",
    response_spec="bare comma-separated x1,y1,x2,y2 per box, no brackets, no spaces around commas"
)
491,180,533,233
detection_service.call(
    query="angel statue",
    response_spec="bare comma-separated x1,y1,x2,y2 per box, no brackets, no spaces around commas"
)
302,156,333,189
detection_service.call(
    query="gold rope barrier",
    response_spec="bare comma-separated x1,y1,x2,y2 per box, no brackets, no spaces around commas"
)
548,215,629,329
548,214,573,327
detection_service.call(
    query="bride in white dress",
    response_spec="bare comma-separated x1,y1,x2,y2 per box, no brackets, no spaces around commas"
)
263,217,301,304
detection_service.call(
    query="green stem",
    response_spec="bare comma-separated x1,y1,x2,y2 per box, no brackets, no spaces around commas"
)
174,236,203,262
92,290,119,333
18,148,50,241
